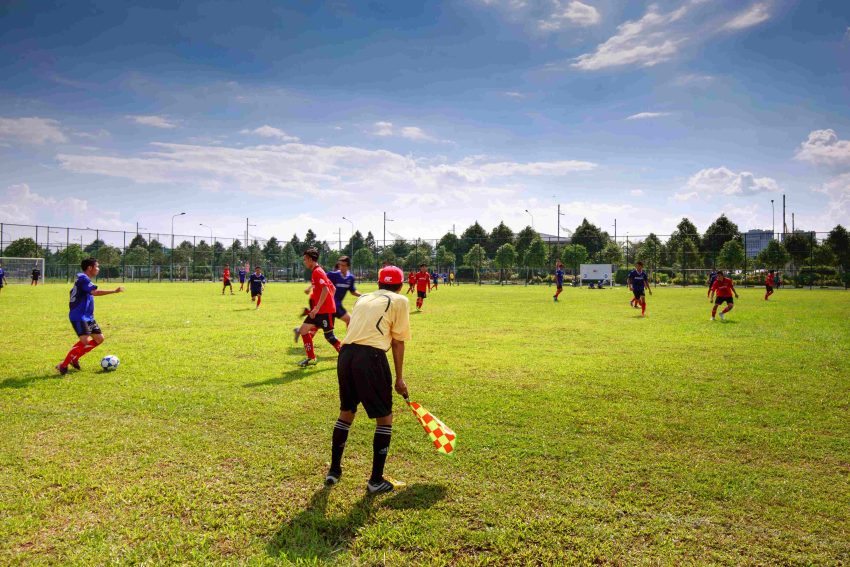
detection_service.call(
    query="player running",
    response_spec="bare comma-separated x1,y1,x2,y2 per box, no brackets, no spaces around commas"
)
431,271,439,289
449,271,455,286
222,264,234,295
707,269,718,302
296,248,341,367
56,258,124,375
31,265,41,286
553,261,565,302
325,265,411,494
710,270,739,321
0,262,6,294
765,270,776,301
327,256,362,327
248,266,266,309
627,261,652,316
406,271,416,294
414,264,432,311
238,265,248,292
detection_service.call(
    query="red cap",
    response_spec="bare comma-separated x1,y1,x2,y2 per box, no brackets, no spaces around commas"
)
378,265,404,285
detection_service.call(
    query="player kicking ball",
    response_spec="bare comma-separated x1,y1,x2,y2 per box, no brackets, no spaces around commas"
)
248,266,266,309
296,248,341,367
325,265,411,494
627,261,652,316
56,258,124,375
710,270,739,321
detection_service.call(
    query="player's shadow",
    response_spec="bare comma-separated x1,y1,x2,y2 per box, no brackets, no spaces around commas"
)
267,483,446,562
242,365,333,388
0,371,64,389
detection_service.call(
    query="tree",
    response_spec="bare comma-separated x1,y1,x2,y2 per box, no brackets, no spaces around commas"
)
571,219,607,259
677,238,701,271
123,245,149,267
525,237,547,275
303,229,318,251
826,225,850,270
263,237,282,261
173,240,194,265
460,222,488,257
702,214,741,262
463,244,487,282
562,243,589,271
352,247,374,270
212,241,225,264
148,239,167,265
756,240,790,269
514,226,537,261
281,242,298,268
437,232,459,254
378,247,397,265
4,237,43,257
195,240,212,265
364,231,376,250
55,244,86,268
783,232,814,270
635,233,663,268
323,249,341,269
84,239,106,255
345,230,365,256
96,245,122,266
493,243,517,283
288,233,302,255
668,218,701,266
488,222,514,255
811,244,837,267
391,238,411,258
717,240,745,271
598,241,624,265
128,234,148,249
435,246,455,271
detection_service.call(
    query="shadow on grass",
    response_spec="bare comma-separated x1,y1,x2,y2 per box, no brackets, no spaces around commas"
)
0,371,65,389
267,483,446,562
243,365,334,388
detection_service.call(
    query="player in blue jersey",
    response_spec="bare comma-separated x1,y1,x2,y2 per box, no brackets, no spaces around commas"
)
238,265,248,292
56,258,124,375
248,265,266,309
0,262,6,294
627,261,652,317
707,269,718,302
326,256,362,326
553,261,565,301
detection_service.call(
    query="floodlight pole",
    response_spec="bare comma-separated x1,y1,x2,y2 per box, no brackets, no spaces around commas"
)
383,211,394,251
171,212,185,282
342,217,354,264
771,199,775,239
525,209,534,229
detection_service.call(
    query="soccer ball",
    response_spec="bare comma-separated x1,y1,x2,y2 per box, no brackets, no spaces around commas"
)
100,355,120,372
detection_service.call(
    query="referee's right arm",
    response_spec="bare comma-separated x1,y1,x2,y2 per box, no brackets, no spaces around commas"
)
391,338,407,397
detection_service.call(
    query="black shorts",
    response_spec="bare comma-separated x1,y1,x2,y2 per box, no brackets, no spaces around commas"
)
71,319,102,336
556,283,563,291
632,288,645,299
766,285,773,292
715,296,734,305
417,290,427,299
335,304,347,318
251,290,262,298
223,279,232,286
338,344,393,419
304,312,334,330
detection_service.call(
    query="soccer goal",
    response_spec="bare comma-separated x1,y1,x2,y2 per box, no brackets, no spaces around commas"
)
0,257,46,284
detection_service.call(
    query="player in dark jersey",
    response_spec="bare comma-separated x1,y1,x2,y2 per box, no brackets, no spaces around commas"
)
56,258,124,374
627,261,652,317
238,265,248,292
765,270,776,301
553,261,565,302
327,256,362,327
248,266,266,309
414,264,432,311
431,271,439,289
710,271,739,321
31,266,41,286
296,248,341,367
0,263,6,294
707,269,718,302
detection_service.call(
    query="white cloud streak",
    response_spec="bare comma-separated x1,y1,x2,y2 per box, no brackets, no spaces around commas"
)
723,3,770,31
626,112,672,120
125,115,178,129
240,125,300,142
0,116,67,145
539,1,601,31
369,122,441,142
0,183,123,228
680,166,780,198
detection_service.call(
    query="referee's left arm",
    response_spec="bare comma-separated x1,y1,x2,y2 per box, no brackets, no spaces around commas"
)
391,338,408,398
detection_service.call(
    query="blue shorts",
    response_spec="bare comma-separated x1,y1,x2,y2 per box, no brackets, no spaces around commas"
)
335,304,348,318
71,319,102,336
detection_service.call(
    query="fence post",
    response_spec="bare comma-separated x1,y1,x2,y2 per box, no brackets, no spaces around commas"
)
122,231,126,283
192,235,196,283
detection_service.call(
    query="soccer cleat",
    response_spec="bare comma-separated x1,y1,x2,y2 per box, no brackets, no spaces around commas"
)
293,327,300,344
55,364,68,375
366,478,399,495
297,358,317,368
70,359,81,370
719,312,725,321
553,295,557,302
711,316,715,321
325,469,342,486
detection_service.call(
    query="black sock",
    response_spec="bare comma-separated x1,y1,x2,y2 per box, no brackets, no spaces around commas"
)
370,424,392,483
330,419,351,472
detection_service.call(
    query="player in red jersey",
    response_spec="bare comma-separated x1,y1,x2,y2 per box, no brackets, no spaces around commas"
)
222,264,234,295
414,263,432,311
710,270,739,321
764,270,776,300
406,271,416,294
296,248,341,367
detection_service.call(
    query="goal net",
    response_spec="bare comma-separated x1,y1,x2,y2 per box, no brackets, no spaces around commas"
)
0,257,46,284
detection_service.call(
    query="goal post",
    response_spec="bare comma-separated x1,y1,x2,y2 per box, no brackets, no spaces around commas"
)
0,257,46,284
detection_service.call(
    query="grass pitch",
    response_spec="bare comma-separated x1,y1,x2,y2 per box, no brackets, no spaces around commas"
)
1,282,849,565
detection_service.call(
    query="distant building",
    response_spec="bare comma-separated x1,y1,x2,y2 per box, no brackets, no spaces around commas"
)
538,232,572,245
744,229,774,258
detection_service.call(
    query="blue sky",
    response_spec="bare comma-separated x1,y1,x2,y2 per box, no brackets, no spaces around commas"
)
1,0,849,245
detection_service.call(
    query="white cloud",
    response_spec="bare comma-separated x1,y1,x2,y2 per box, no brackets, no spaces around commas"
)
0,183,123,229
813,173,850,224
722,3,770,31
503,91,526,98
571,4,688,70
240,125,300,142
673,191,699,201
0,117,67,145
539,1,601,31
626,112,672,120
673,73,715,87
630,189,645,197
125,115,178,129
683,166,780,197
795,129,850,166
369,122,440,142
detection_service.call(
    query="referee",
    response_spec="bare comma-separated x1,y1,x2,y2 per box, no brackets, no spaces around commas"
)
325,265,411,494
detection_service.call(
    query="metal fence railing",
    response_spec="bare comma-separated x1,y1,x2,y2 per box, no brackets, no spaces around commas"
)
0,222,846,288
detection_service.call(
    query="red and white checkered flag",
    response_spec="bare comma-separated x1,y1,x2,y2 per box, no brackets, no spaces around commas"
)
405,398,456,456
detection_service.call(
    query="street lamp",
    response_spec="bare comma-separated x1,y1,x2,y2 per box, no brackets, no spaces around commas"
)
342,216,354,263
383,211,394,251
524,209,534,229
171,212,186,282
771,199,775,238
199,223,213,243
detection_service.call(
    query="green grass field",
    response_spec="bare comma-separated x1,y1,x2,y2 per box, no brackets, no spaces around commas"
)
1,282,849,565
